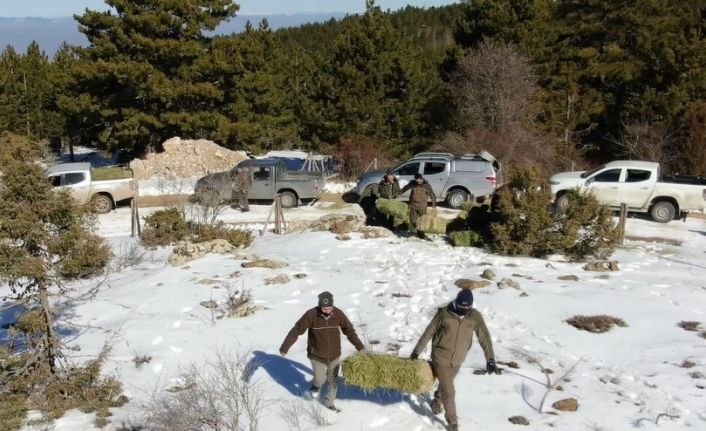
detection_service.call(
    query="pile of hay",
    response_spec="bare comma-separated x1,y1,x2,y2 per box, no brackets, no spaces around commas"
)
376,198,408,226
449,230,484,247
417,211,449,234
342,353,434,393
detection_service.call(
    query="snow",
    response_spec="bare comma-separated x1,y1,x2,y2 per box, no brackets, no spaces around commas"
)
323,181,356,194
137,176,199,196
4,210,706,430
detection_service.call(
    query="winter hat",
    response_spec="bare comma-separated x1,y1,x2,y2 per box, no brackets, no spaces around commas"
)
318,291,334,307
414,173,423,180
455,289,474,307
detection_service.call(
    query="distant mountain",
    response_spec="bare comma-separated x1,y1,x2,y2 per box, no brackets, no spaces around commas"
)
0,13,347,57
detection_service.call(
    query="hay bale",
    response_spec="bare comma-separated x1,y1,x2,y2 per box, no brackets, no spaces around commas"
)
376,199,408,226
449,230,484,247
417,213,449,234
342,353,433,393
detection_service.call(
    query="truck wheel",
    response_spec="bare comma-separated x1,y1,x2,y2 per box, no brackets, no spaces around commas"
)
279,191,298,208
90,194,113,214
445,189,469,209
650,201,676,223
554,194,570,213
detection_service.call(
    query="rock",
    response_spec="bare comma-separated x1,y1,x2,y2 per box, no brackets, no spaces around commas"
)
129,137,247,180
242,258,288,269
335,234,351,241
454,279,491,289
481,269,497,281
479,262,493,266
584,260,620,272
330,220,354,235
264,274,291,285
558,275,580,281
200,300,218,309
508,416,529,426
552,398,578,412
498,278,521,290
519,292,529,297
545,263,557,269
168,239,235,266
360,226,393,239
690,371,705,379
293,273,308,279
505,263,518,267
594,274,611,280
308,214,366,233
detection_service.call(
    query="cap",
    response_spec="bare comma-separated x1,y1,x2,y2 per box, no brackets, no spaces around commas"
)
318,291,334,307
456,288,474,307
414,173,423,180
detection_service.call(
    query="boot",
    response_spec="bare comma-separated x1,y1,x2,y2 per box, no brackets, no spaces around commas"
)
447,424,458,431
430,398,443,415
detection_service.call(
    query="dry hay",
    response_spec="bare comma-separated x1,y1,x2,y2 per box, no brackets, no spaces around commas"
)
417,212,449,234
342,353,433,393
566,315,627,333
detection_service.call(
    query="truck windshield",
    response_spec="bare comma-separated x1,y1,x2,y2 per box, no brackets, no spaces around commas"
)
581,165,606,178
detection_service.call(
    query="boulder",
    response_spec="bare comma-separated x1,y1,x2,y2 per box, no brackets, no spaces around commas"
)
584,260,620,272
129,137,248,180
264,274,291,285
242,258,288,269
552,397,578,412
200,300,218,309
360,227,393,239
481,269,497,280
454,279,491,289
309,214,366,232
168,239,235,266
498,278,521,290
508,416,529,426
558,275,580,281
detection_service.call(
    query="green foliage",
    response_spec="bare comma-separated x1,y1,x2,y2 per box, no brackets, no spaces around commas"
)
193,222,253,248
0,346,125,430
490,167,555,256
449,230,485,247
141,208,191,246
375,198,409,226
489,167,617,259
551,188,619,260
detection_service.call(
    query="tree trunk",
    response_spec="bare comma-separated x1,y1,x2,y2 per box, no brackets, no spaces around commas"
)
39,284,58,374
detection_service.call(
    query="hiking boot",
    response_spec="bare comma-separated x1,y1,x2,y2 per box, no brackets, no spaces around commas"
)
326,404,341,413
310,385,320,394
430,398,443,415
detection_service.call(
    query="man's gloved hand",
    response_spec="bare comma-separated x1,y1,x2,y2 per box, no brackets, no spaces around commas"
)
486,359,501,375
410,352,419,360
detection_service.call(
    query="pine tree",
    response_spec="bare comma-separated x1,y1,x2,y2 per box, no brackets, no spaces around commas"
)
59,0,239,154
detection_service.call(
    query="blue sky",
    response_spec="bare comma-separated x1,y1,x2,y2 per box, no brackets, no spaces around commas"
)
0,1,458,17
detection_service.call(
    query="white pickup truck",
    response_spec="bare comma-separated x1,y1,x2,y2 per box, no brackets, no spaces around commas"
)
46,163,136,214
549,160,706,223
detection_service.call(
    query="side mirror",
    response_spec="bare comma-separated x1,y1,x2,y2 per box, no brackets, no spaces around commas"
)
584,178,593,186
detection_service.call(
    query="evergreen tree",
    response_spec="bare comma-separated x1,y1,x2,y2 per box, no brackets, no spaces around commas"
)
59,0,239,154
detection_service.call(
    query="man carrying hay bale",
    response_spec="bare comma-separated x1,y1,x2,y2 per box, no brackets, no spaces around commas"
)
231,167,251,212
359,171,401,227
279,291,366,412
400,173,436,238
410,289,500,431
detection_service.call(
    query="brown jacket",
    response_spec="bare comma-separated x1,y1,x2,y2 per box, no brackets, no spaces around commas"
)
280,307,365,363
412,304,494,368
400,181,436,209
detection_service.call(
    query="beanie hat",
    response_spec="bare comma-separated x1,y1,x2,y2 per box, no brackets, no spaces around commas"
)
414,173,423,180
456,289,474,307
318,291,334,307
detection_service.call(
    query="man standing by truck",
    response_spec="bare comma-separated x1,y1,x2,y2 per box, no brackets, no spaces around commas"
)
359,171,401,227
231,167,251,212
400,173,436,237
279,291,366,412
410,289,500,431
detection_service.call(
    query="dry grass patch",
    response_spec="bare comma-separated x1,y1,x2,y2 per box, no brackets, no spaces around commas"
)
342,353,433,393
566,315,627,333
678,320,702,332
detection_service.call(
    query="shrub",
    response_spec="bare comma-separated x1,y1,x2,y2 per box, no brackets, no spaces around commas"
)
551,188,619,260
449,230,485,247
490,167,555,257
193,223,253,248
141,208,190,246
58,228,112,279
566,315,627,333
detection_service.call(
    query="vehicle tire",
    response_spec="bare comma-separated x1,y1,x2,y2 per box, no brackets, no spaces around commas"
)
90,194,113,214
650,201,676,223
445,189,469,209
279,191,298,209
554,193,570,214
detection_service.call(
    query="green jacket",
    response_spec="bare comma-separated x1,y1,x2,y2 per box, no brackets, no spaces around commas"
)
400,181,436,209
412,304,495,368
358,178,401,202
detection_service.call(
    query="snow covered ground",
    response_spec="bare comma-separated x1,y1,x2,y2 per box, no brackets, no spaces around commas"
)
4,210,706,430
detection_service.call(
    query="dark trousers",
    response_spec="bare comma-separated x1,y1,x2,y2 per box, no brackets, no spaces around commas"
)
409,205,427,230
432,362,462,425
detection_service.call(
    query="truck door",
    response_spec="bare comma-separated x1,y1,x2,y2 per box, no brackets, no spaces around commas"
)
250,166,274,200
422,161,448,198
586,168,623,206
394,162,421,198
62,171,91,203
619,168,655,208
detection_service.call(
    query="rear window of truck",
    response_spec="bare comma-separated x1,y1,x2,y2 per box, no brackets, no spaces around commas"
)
454,160,487,173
